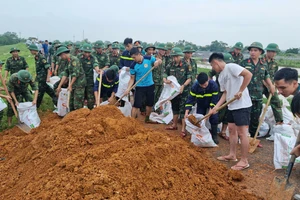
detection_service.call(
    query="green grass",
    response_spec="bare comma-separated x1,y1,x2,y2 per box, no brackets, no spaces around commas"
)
277,59,300,68
0,43,53,132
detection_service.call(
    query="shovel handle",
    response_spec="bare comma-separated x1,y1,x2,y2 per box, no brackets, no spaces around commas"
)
196,97,237,123
115,66,155,105
97,72,103,107
285,129,300,182
0,73,18,118
66,75,71,112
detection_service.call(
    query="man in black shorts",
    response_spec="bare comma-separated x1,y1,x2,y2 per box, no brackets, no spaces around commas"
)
208,53,253,171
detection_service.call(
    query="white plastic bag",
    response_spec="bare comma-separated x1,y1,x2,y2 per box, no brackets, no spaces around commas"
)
93,70,98,84
100,100,132,117
46,76,60,89
154,76,180,111
17,102,40,128
150,101,173,124
57,88,68,117
185,114,217,147
115,68,130,102
0,97,7,111
273,124,300,169
257,121,270,138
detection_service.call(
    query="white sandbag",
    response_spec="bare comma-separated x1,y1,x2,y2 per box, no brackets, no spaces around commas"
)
185,114,217,147
47,76,60,89
0,97,7,111
257,121,270,138
57,88,68,117
150,101,173,124
100,100,132,117
17,102,40,128
100,101,109,106
273,124,300,169
154,76,181,111
115,68,130,102
93,70,98,84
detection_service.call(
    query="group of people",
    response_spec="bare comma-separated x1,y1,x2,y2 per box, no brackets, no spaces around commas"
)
1,38,300,172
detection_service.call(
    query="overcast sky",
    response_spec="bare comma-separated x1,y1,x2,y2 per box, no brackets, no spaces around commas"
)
0,0,298,49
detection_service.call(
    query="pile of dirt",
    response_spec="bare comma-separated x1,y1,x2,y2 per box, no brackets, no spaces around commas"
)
0,106,263,199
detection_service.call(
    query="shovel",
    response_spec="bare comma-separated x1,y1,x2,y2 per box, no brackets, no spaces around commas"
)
115,66,155,105
248,94,272,153
0,73,31,133
267,130,300,200
188,97,237,127
96,71,103,107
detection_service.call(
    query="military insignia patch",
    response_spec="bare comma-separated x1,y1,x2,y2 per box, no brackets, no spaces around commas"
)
42,59,47,64
87,62,91,64
188,66,192,71
144,64,148,68
72,61,77,67
180,69,184,72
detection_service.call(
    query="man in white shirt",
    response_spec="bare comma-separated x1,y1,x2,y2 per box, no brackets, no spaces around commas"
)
208,53,253,171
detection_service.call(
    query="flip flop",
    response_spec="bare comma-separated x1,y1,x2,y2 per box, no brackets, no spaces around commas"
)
165,126,178,130
217,156,238,162
231,163,250,171
181,131,187,138
218,132,229,140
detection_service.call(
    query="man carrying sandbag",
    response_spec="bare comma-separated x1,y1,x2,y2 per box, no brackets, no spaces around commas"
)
7,70,38,126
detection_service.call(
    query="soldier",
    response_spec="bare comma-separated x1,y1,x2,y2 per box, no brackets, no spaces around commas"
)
93,41,110,71
134,40,146,55
0,61,12,126
7,70,39,126
240,42,275,143
78,43,99,109
28,44,57,108
56,46,87,111
64,41,73,50
208,53,235,140
70,42,82,57
229,42,244,65
163,47,192,136
4,47,29,83
109,43,120,66
165,43,174,65
185,72,219,143
182,45,197,83
262,43,283,124
153,43,167,104
145,44,155,56
274,68,300,97
51,43,63,75
49,40,59,71
106,43,113,56
119,45,125,55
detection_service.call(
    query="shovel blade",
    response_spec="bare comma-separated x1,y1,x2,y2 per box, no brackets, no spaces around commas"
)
248,137,260,153
267,176,295,200
16,123,32,134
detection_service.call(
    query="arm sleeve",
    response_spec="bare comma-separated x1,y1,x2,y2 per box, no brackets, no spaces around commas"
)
30,80,38,91
5,60,10,71
163,63,170,78
105,54,110,66
94,74,100,92
185,85,197,110
113,76,119,93
23,58,29,69
7,78,14,92
210,82,219,108
93,57,99,68
186,64,192,79
71,62,80,78
264,65,270,80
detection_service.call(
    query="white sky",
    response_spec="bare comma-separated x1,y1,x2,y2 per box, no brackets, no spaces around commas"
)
0,0,298,49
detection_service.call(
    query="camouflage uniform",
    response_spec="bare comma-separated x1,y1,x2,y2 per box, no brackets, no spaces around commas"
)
262,55,283,123
78,54,99,109
92,52,110,69
182,58,197,83
109,53,120,66
153,54,166,104
241,58,270,137
61,55,87,111
229,51,244,65
7,73,38,117
164,60,192,118
5,56,28,75
34,53,57,108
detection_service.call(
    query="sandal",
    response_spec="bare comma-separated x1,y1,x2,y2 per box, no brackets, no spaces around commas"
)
217,156,238,162
165,126,178,130
181,131,187,138
231,163,250,171
218,132,229,140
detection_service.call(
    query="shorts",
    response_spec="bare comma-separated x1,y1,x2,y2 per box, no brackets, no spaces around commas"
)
227,107,251,126
133,84,154,108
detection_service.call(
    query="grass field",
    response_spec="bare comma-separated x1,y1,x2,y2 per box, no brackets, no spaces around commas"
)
0,43,53,131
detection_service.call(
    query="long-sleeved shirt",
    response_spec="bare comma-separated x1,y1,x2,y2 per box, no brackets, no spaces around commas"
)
119,50,134,69
94,71,119,93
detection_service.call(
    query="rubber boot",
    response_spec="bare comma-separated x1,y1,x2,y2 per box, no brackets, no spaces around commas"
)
211,124,219,144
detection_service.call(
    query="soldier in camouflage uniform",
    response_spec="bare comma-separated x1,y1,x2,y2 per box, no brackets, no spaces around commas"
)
0,61,12,126
229,42,244,65
28,44,57,108
165,43,174,65
182,45,198,83
7,70,38,126
163,47,192,135
106,43,113,56
64,41,73,50
241,42,275,141
109,43,120,66
119,45,125,55
93,41,110,71
56,46,87,111
153,43,167,104
49,40,60,67
208,53,234,140
78,43,99,109
4,47,29,83
70,42,82,57
51,43,63,76
262,43,283,124
145,44,155,56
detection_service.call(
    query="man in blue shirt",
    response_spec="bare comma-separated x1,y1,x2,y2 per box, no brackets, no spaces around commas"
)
119,38,134,70
124,47,162,122
42,40,49,60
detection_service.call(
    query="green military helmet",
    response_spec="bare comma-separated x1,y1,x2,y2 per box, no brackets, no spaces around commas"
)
93,41,105,49
54,42,63,49
265,43,280,52
183,45,195,53
109,65,119,74
156,43,167,51
248,42,265,54
145,44,156,51
56,46,70,56
10,47,20,53
53,40,60,45
119,45,125,51
166,43,174,50
222,53,234,64
64,41,73,47
81,43,93,52
233,42,243,50
28,44,38,51
135,44,143,49
112,43,120,49
112,41,119,44
74,42,81,49
0,60,4,65
17,70,32,83
170,47,184,56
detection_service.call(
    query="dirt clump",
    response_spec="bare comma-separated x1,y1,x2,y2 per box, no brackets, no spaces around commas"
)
0,106,263,200
187,115,201,127
228,169,245,182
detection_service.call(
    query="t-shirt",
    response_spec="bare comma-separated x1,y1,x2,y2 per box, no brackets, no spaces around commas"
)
42,43,48,54
130,56,156,87
218,63,252,110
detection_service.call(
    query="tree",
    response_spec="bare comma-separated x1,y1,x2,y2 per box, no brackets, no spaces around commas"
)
285,48,299,54
0,32,24,46
209,40,228,52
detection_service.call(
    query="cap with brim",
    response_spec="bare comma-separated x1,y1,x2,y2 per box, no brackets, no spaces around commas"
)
56,46,70,56
170,47,184,56
28,44,38,51
156,43,167,51
247,42,265,54
17,70,32,83
183,45,195,53
145,44,156,51
10,47,20,53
